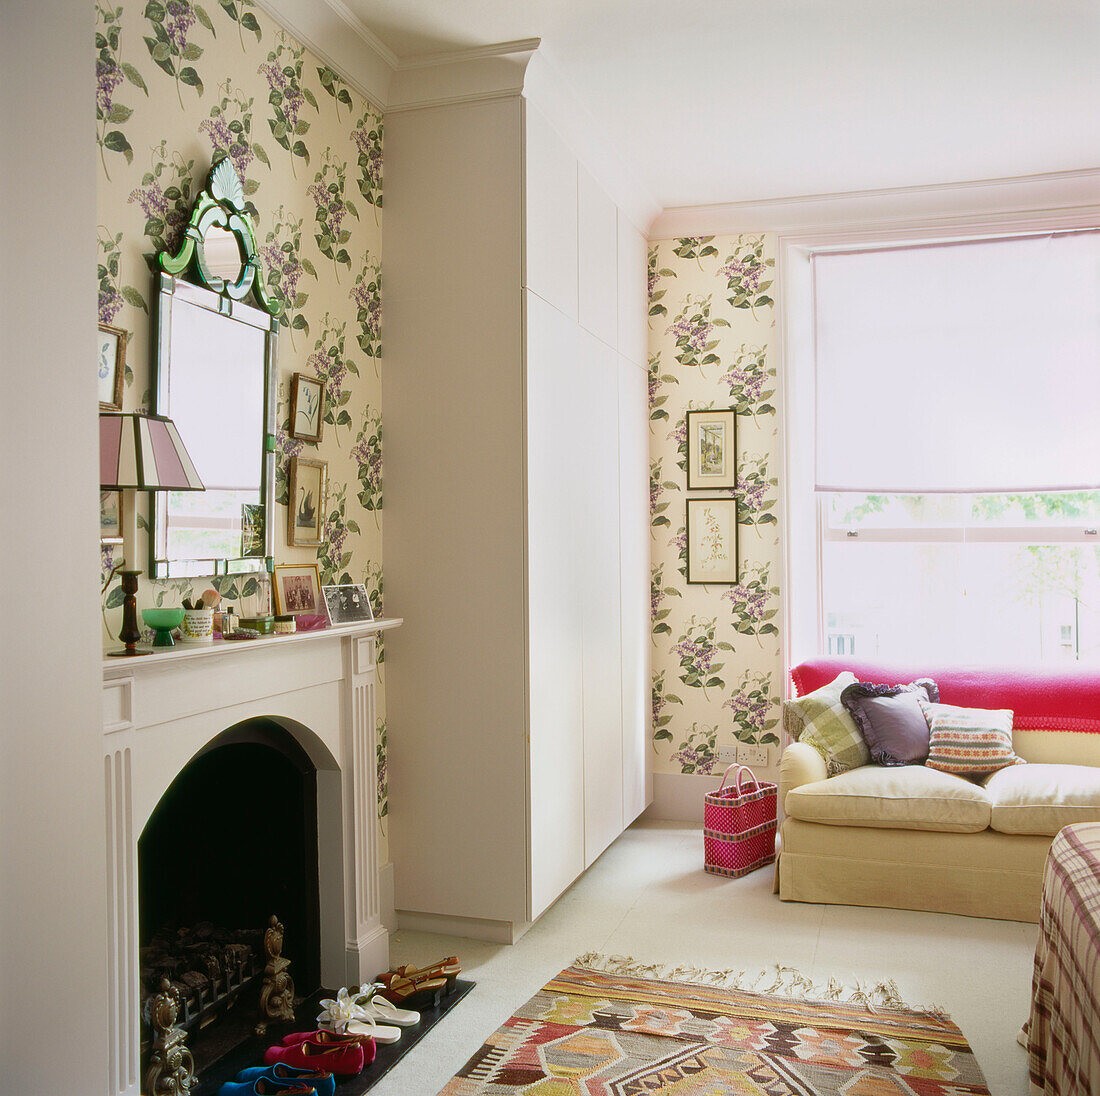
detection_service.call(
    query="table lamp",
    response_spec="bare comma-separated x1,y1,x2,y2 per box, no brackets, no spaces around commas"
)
100,412,205,656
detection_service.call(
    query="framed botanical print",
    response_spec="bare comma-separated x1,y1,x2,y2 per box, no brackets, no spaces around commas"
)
273,562,324,616
686,408,737,490
686,497,738,584
287,456,327,548
289,372,325,443
97,323,127,411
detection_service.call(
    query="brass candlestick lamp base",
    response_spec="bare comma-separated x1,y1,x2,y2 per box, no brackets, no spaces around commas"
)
107,569,153,657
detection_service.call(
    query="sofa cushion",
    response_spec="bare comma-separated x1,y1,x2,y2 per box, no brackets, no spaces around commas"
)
985,764,1100,835
924,703,1024,777
841,679,939,766
784,764,992,833
785,672,865,776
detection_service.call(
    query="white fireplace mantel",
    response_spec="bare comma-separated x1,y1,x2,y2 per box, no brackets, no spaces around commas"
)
101,618,400,1096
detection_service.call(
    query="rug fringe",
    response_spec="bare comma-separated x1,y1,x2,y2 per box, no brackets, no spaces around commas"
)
573,952,950,1022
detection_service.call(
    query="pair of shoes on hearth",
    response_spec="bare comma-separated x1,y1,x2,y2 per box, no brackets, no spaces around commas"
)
376,957,461,1010
218,1062,335,1096
264,1028,374,1076
317,984,420,1043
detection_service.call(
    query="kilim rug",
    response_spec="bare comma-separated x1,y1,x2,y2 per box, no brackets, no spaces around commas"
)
437,953,991,1095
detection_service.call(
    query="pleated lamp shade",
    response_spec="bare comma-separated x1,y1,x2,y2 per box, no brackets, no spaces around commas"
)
99,412,205,491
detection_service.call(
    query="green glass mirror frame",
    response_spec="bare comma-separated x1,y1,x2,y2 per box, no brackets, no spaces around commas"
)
150,158,282,580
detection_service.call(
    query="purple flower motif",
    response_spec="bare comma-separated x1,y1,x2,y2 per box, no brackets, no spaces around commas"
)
720,257,762,294
309,182,346,240
723,366,764,402
666,420,687,449
99,286,123,325
276,424,304,461
739,483,766,512
672,637,716,676
165,0,196,52
671,529,688,552
350,281,380,341
647,264,660,298
261,241,302,309
309,349,346,409
97,56,123,117
666,316,714,355
129,178,169,220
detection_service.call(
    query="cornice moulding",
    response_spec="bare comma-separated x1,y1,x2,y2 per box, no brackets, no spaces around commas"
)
651,167,1100,239
386,45,538,113
396,38,543,71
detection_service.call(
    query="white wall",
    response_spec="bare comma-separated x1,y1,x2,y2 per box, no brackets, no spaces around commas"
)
0,2,110,1093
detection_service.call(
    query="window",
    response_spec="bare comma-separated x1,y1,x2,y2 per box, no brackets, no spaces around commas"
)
802,230,1100,664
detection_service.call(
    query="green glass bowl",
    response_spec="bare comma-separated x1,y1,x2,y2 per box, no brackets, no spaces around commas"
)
143,607,185,647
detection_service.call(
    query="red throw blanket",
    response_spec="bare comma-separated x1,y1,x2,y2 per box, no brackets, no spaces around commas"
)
790,658,1100,734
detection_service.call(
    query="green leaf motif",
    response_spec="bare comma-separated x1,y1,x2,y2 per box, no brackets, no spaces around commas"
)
179,66,203,90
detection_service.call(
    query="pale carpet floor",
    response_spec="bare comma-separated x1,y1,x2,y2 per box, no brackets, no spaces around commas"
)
370,820,1036,1096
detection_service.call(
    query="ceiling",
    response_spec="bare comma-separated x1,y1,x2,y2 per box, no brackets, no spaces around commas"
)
347,0,1100,210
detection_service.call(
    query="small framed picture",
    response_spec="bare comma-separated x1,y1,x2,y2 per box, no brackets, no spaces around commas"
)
240,503,264,557
98,322,128,411
273,562,324,616
322,583,374,625
686,408,737,490
289,372,325,443
686,497,738,584
100,490,123,544
287,456,327,548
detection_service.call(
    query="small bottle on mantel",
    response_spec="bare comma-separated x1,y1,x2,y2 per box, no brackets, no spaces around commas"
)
222,605,236,637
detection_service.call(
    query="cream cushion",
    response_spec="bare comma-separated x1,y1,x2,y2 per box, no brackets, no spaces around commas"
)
985,763,1100,835
785,764,992,833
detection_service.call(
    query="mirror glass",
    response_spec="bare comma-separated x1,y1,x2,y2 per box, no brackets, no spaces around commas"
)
202,225,246,286
152,274,276,578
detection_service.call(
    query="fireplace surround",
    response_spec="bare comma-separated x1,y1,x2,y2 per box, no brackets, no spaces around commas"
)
101,618,398,1096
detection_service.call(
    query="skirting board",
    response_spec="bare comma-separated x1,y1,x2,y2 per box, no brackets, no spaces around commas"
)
643,769,781,823
396,907,531,944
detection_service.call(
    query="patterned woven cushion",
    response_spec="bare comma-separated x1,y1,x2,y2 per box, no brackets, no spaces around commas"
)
785,672,866,776
924,703,1024,777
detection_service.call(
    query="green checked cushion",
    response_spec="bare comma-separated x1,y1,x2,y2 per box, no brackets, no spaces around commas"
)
924,703,1024,777
785,671,867,776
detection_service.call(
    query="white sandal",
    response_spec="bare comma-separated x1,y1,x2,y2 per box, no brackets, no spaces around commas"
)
316,985,404,1042
355,990,420,1027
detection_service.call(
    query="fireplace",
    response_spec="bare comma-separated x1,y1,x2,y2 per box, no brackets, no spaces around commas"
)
101,621,397,1096
138,719,322,1069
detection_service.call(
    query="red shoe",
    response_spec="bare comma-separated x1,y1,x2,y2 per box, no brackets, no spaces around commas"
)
280,1029,366,1048
264,1036,372,1076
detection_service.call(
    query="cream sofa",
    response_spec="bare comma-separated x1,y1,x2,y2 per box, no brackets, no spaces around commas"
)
777,659,1100,922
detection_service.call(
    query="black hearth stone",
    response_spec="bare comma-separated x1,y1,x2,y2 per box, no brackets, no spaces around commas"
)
192,981,475,1096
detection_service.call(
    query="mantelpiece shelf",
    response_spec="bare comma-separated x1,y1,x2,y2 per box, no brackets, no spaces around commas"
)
102,616,402,674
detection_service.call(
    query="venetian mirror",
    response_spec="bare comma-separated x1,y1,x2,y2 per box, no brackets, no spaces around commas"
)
151,158,282,578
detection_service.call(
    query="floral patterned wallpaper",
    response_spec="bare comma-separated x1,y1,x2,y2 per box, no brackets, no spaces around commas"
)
96,1,387,832
648,235,783,776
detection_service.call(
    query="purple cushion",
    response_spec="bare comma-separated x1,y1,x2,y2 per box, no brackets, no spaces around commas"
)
841,679,940,766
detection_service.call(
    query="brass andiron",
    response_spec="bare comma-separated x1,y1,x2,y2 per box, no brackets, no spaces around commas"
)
143,978,196,1096
259,914,296,1022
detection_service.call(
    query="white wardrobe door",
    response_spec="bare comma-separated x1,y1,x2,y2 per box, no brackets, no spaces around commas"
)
619,354,651,824
579,329,624,868
526,290,586,919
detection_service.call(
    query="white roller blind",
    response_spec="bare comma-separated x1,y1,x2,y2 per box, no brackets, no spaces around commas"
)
813,232,1100,492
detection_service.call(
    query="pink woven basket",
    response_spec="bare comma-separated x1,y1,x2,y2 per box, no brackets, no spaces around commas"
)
703,764,778,878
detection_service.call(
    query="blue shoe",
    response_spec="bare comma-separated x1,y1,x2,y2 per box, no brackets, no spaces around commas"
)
224,1062,336,1096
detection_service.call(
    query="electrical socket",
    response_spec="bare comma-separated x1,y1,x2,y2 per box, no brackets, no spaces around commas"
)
716,745,738,764
737,744,769,767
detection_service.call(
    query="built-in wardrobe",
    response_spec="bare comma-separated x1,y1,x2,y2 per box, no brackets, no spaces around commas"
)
384,58,652,942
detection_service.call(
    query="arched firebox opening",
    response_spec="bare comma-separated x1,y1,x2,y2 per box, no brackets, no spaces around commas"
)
138,718,321,1067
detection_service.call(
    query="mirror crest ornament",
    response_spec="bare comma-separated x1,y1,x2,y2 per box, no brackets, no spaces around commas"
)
151,158,281,580
159,158,282,315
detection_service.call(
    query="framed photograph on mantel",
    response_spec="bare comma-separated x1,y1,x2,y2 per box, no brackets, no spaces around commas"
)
97,322,127,411
287,456,327,548
289,372,325,443
686,497,738,585
686,408,737,490
322,583,374,625
273,562,323,616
